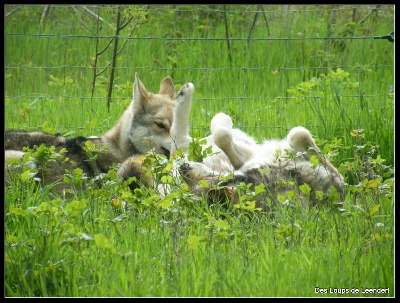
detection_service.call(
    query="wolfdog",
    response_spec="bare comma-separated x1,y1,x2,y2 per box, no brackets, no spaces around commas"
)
5,73,177,191
118,82,345,209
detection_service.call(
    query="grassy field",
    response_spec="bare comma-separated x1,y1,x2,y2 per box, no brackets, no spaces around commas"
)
5,5,394,297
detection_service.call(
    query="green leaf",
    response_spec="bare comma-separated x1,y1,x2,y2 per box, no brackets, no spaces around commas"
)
254,183,266,196
277,194,286,204
187,235,206,249
20,170,34,182
299,183,311,197
120,190,133,199
41,121,57,135
215,219,230,231
309,155,319,168
158,198,173,209
94,234,110,249
199,180,209,188
9,205,28,217
65,199,87,217
367,204,380,218
161,175,174,184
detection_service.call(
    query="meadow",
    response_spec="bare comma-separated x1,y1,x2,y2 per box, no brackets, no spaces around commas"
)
4,5,394,297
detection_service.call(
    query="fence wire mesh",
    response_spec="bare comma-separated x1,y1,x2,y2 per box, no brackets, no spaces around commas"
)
5,5,394,141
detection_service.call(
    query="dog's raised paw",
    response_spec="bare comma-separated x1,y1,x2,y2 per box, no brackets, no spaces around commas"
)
210,113,233,134
287,126,316,152
177,83,194,97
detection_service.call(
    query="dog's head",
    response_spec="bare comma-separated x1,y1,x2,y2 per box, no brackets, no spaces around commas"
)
128,73,176,157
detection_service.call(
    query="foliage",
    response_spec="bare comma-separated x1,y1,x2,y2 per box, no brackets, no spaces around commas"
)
5,126,394,297
4,4,394,298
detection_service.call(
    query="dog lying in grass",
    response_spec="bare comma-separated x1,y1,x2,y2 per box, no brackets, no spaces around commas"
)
118,82,345,210
5,73,176,192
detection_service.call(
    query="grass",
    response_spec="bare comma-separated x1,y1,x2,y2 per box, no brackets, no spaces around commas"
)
4,5,394,298
5,172,394,296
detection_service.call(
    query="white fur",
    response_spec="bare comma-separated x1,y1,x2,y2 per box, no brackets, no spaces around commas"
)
169,82,344,204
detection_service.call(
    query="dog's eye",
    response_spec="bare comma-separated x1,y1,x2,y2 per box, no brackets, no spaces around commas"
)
156,122,165,129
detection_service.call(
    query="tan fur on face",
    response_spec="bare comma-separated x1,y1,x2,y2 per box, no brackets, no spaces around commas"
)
102,73,176,161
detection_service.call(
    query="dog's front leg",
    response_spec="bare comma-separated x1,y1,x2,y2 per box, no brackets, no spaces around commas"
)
170,83,194,157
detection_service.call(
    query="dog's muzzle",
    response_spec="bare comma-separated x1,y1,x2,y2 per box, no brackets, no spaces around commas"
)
180,162,191,172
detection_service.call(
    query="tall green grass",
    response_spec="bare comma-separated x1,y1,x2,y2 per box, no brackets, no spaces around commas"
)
5,166,394,297
5,5,394,298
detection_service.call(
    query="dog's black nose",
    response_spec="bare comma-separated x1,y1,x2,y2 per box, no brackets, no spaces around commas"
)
180,163,191,171
162,147,170,159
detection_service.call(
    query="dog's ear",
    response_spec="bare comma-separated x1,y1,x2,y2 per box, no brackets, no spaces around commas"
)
159,76,175,99
133,72,151,105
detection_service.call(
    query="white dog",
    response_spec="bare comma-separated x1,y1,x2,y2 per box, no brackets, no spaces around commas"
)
118,82,345,209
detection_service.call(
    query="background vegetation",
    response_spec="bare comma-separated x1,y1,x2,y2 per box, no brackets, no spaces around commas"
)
5,5,394,298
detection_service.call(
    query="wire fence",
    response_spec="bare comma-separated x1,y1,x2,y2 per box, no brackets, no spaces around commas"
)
5,5,395,137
